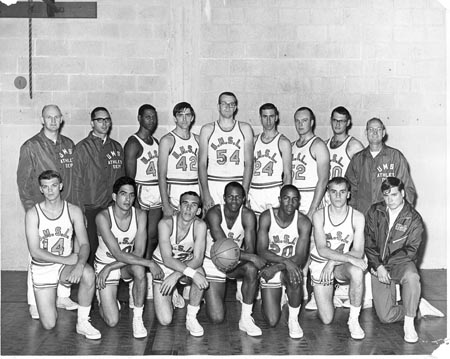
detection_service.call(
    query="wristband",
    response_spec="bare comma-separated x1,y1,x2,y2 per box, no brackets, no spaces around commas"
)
183,267,196,278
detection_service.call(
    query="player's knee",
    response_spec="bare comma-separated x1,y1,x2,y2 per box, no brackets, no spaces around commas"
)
131,265,146,282
244,263,259,280
402,271,420,286
208,311,225,324
156,312,173,326
81,265,95,286
265,312,280,327
318,311,334,325
40,316,57,330
349,265,364,282
103,314,119,327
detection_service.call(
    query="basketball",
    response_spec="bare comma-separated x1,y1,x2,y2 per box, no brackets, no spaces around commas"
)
210,239,240,272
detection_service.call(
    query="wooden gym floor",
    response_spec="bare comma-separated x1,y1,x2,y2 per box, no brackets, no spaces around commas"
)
1,269,447,356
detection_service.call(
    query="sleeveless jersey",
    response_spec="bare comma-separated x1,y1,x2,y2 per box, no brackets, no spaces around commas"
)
268,207,299,259
152,215,196,265
133,134,159,185
310,205,354,263
327,136,352,179
166,132,199,186
292,136,319,191
95,206,137,264
251,133,284,189
33,201,73,264
207,121,245,182
206,205,244,258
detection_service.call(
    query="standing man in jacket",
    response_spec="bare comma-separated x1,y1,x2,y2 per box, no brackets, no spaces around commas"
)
17,104,78,319
72,107,125,266
365,177,423,343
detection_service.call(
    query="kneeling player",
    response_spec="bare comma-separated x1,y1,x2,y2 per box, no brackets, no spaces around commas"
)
310,177,367,339
25,170,100,339
95,176,163,339
257,185,311,339
204,182,266,336
152,191,209,336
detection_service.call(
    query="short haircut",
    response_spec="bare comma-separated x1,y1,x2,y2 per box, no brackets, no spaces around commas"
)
381,177,404,193
179,191,202,209
366,117,385,130
331,106,351,121
138,104,157,117
112,176,137,195
91,106,109,121
41,104,62,117
173,102,195,118
280,184,300,198
294,106,316,123
38,170,62,184
218,91,238,106
224,181,245,197
327,176,351,191
259,103,279,116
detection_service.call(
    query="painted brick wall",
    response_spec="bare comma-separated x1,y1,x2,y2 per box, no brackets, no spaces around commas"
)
0,0,446,269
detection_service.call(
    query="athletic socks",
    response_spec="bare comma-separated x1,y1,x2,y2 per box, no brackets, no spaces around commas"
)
133,305,144,318
77,305,91,323
288,304,300,320
349,304,362,321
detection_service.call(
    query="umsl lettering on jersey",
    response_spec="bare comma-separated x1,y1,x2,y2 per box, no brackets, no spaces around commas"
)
271,234,297,245
325,231,350,245
330,154,344,168
107,150,123,169
59,148,74,168
255,149,278,163
171,145,198,159
140,150,158,164
292,153,307,166
210,137,241,150
376,163,395,178
40,227,71,248
227,232,242,244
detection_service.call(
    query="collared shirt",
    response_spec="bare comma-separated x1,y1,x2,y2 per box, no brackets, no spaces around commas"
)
17,129,75,210
72,131,124,210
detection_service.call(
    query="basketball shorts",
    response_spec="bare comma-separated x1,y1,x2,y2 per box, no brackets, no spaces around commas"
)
151,261,176,285
309,257,345,287
298,190,314,215
208,180,227,206
137,183,161,210
94,261,132,286
248,185,281,215
203,257,228,283
168,183,200,210
260,271,284,289
30,261,69,289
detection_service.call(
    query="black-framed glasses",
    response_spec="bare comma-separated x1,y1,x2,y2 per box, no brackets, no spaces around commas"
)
93,117,111,125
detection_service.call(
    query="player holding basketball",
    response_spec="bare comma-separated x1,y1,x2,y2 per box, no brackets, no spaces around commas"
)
248,103,292,216
199,92,254,211
25,170,101,339
310,177,367,339
257,185,311,339
95,176,164,339
158,102,199,217
204,182,266,336
152,191,209,336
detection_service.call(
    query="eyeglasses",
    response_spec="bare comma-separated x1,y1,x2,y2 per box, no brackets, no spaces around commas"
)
332,119,347,125
93,117,111,125
220,102,236,109
367,128,383,134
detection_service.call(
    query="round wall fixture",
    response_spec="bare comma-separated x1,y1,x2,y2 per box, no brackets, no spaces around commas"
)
14,76,27,89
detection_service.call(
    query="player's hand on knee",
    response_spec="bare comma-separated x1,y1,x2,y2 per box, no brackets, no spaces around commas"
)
319,262,335,285
349,256,368,271
251,254,267,270
192,272,209,290
259,265,277,282
97,267,111,289
160,273,178,296
66,263,83,284
149,261,164,280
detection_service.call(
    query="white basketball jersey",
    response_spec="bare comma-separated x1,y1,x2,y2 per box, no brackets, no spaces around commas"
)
251,133,284,189
166,132,199,186
292,136,319,191
327,136,352,179
268,207,299,259
95,206,137,264
205,205,244,258
134,134,159,185
310,205,354,263
207,121,245,182
152,215,196,265
33,201,73,264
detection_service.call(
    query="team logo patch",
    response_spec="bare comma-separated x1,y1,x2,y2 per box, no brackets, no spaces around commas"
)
395,224,407,232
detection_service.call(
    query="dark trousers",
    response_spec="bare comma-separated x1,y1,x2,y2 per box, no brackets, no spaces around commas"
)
85,207,104,267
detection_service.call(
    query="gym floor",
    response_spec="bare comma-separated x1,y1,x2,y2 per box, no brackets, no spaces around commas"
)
1,269,447,356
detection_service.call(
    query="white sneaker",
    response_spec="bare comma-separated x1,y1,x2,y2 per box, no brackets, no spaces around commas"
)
239,316,262,336
305,293,317,310
172,290,185,309
404,324,419,343
132,316,148,339
183,285,191,300
129,282,135,309
76,319,101,340
186,316,204,336
280,290,288,310
56,297,78,310
288,318,304,339
236,280,243,303
29,305,39,319
348,319,365,340
146,273,153,299
117,300,121,311
419,298,444,317
341,298,372,309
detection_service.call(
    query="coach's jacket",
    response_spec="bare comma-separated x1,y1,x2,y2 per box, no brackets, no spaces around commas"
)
364,199,424,272
72,131,125,211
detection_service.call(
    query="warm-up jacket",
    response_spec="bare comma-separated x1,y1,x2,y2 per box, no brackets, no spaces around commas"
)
364,199,424,272
72,132,125,211
345,144,417,214
17,129,75,210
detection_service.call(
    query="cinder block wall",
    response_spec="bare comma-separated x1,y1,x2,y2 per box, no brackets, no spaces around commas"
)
0,0,446,269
